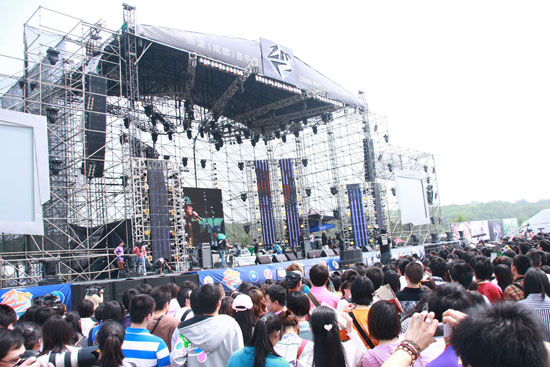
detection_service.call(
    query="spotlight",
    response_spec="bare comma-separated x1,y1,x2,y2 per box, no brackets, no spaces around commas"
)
333,209,340,219
378,154,383,161
305,188,312,197
383,134,389,143
302,159,308,167
251,139,256,147
426,177,431,184
312,125,318,134
243,130,250,139
45,107,59,124
46,48,60,65
163,155,170,160
144,105,153,117
275,131,281,139
186,130,192,139
182,157,188,167
373,124,378,132
387,163,393,172
215,143,220,151
199,130,205,139
238,162,244,171
236,135,242,144
49,156,62,175
423,165,428,173
244,224,251,234
330,186,338,195
151,130,158,143
281,135,287,143
391,187,396,196
30,81,38,91
168,132,173,140
241,193,247,202
302,118,308,125
200,159,207,169
294,130,300,138
123,116,130,128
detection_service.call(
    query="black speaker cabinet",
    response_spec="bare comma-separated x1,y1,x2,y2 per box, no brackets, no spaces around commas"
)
340,249,363,267
255,255,272,264
199,243,212,269
272,254,287,263
307,250,322,259
321,248,335,257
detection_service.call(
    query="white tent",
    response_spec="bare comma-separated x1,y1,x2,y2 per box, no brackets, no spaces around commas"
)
522,209,550,233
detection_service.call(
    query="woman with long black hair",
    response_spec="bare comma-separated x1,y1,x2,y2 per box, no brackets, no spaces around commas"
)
308,306,363,367
96,320,132,367
228,313,289,367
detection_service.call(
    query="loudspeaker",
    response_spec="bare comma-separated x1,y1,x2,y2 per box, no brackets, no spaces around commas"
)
431,233,439,243
340,249,362,267
43,260,59,277
82,73,107,178
321,248,335,257
256,255,272,264
446,232,453,242
363,138,376,182
458,231,465,239
112,278,143,303
145,275,172,288
285,252,297,261
172,273,200,288
307,250,322,259
199,244,212,269
272,254,287,263
372,183,386,229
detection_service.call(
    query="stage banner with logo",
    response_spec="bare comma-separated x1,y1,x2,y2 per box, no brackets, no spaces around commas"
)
0,283,72,317
198,257,340,291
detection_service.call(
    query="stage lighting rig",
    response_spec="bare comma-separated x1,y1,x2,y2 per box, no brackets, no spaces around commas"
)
244,224,251,233
281,135,287,143
330,186,338,195
45,107,59,124
186,129,193,139
200,159,207,168
236,135,243,144
305,188,312,197
151,128,158,144
238,162,244,171
50,156,62,175
391,188,396,196
312,125,318,134
302,159,308,167
182,157,188,167
387,163,393,172
144,104,154,117
384,134,389,143
123,116,130,128
424,165,429,173
241,193,247,201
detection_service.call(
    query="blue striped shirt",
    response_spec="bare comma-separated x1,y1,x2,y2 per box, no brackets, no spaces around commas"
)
122,327,170,367
519,293,550,342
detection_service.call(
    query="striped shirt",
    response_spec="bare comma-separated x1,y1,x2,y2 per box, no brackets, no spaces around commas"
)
122,327,170,367
519,294,550,342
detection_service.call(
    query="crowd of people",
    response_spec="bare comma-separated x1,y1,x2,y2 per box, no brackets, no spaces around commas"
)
2,233,550,367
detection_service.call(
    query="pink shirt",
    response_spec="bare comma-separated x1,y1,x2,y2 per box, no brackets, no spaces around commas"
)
308,286,340,309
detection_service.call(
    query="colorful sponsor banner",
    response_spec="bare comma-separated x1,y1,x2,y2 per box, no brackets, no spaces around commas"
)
197,256,340,291
502,218,519,236
0,283,72,317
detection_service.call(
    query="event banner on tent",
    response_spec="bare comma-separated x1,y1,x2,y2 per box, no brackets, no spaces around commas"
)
0,283,72,316
198,257,340,291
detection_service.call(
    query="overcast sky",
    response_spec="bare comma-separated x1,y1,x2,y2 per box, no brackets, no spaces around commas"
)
1,0,548,206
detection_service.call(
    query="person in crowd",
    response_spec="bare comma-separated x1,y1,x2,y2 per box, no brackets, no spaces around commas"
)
396,262,426,314
171,283,243,367
0,329,27,366
365,267,384,291
220,296,234,316
396,258,411,291
346,277,377,351
89,301,124,345
286,291,312,341
274,311,313,367
121,288,139,328
249,288,267,322
451,302,548,367
493,263,513,291
65,311,87,347
14,322,42,356
519,268,550,341
232,294,255,345
228,313,289,367
470,255,502,303
174,287,194,322
309,305,363,367
503,254,531,300
114,241,125,278
165,283,181,318
448,262,474,290
78,299,97,338
39,315,79,358
122,294,170,367
147,286,180,351
308,264,340,309
265,285,287,314
337,270,359,312
285,271,304,293
137,283,153,295
382,270,400,294
0,304,17,330
361,301,403,367
96,320,132,367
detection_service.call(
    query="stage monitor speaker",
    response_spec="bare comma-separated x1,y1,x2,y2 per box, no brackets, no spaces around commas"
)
321,248,335,257
172,273,200,288
272,254,287,263
307,250,322,259
256,255,272,264
285,252,297,261
431,233,439,243
446,232,453,242
112,278,143,303
145,275,172,288
411,234,419,245
340,249,363,267
199,243,212,268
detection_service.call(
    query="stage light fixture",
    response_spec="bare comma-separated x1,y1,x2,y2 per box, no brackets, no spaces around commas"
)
151,130,158,144
294,130,300,138
387,163,393,172
374,124,378,132
333,209,340,219
384,134,389,143
236,135,242,144
244,224,251,233
186,129,192,139
275,131,281,139
302,118,308,125
168,132,173,140
144,105,153,117
215,143,220,151
163,155,170,160
199,130,205,139
238,162,244,171
45,107,59,124
200,159,207,168
378,154,383,161
243,129,250,139
281,135,287,143
426,177,431,184
49,156,62,175
46,48,60,65
123,116,130,128
182,157,188,167
30,81,38,91
312,125,318,134
302,159,308,167
241,193,247,201
251,139,256,147
305,188,312,197
424,165,429,173
330,186,338,195
391,187,396,196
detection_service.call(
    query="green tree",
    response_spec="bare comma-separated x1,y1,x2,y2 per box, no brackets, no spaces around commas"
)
454,213,468,222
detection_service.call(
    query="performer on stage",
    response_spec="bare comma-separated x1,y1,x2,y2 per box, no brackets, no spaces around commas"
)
114,241,125,278
154,257,172,274
183,198,201,247
214,228,231,268
378,228,392,265
133,243,147,275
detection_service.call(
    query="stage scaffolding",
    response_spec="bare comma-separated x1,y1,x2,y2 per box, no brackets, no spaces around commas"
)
0,6,442,286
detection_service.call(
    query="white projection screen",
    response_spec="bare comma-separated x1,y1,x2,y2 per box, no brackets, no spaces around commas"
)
394,170,430,226
0,109,50,235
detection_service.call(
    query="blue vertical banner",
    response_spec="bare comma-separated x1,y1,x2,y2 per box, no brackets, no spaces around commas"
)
255,160,276,245
347,184,369,247
280,159,301,246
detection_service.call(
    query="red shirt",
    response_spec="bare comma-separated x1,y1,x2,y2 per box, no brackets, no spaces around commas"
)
477,281,502,303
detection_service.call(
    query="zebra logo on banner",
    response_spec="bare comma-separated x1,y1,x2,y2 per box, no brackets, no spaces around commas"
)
260,38,296,83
